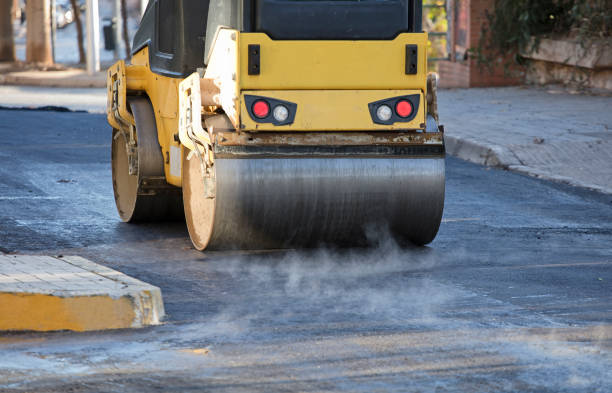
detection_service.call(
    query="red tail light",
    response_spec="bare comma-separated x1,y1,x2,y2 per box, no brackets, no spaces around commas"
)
395,100,413,118
252,100,270,118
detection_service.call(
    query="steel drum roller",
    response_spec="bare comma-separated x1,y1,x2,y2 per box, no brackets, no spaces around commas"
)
183,151,445,250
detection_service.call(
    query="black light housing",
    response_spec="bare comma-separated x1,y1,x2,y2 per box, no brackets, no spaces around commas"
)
368,94,420,125
244,95,297,126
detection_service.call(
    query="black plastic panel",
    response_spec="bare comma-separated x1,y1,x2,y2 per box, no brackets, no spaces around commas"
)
252,0,422,40
368,94,421,125
406,44,418,75
157,0,175,54
244,95,297,126
132,0,209,78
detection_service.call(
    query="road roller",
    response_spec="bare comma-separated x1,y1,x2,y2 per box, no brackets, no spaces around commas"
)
107,0,445,250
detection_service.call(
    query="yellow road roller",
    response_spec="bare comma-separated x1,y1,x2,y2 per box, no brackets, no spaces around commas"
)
107,0,445,250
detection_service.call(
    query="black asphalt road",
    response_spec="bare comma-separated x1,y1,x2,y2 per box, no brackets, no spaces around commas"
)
0,109,611,392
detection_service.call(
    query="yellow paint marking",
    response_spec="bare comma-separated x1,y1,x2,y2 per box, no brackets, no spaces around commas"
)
0,293,136,332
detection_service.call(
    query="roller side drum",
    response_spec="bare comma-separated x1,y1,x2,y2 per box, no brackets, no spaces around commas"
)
111,97,183,222
183,144,445,250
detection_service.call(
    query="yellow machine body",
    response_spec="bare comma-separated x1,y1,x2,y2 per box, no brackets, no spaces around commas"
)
107,48,183,186
107,27,444,249
239,89,425,131
239,32,428,91
108,31,433,185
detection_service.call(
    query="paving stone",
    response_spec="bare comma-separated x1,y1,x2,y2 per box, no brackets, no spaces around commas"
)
440,86,612,194
0,255,165,332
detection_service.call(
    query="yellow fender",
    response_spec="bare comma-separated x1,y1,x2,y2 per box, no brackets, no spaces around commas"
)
106,60,134,130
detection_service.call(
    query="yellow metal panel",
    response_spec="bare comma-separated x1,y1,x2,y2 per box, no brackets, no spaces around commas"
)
106,60,133,129
125,65,148,91
240,90,425,131
107,47,183,187
130,46,149,66
0,293,136,332
239,33,428,91
204,28,240,128
109,32,430,185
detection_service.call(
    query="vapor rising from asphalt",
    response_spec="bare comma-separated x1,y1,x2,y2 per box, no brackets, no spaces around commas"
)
1,238,611,391
170,241,610,391
209,238,454,330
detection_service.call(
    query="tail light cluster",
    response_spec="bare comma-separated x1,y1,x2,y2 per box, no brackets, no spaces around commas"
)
245,95,297,126
245,94,419,127
368,94,420,125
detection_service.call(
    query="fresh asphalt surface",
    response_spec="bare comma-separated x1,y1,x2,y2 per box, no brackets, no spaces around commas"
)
0,109,611,392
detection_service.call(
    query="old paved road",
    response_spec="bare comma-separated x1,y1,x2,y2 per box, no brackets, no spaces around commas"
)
0,109,611,392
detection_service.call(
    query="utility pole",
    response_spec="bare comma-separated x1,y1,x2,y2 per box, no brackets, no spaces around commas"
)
26,0,53,64
50,0,57,61
85,0,100,74
0,0,16,61
120,0,130,59
140,0,147,17
113,0,122,59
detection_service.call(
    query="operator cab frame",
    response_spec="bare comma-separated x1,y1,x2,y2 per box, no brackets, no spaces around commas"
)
132,0,424,78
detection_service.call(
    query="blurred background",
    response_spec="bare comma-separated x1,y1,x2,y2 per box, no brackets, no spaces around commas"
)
1,0,143,70
0,0,609,90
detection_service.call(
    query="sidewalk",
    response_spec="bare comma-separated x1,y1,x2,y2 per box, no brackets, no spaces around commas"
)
0,62,106,88
439,86,612,194
0,254,164,332
0,85,106,113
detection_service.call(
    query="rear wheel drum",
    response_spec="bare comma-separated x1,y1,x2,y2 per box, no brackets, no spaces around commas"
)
111,97,183,222
182,146,445,250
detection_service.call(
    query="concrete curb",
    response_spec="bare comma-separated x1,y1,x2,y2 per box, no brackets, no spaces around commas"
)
0,70,106,89
0,255,164,332
444,134,519,168
508,165,612,195
445,134,612,195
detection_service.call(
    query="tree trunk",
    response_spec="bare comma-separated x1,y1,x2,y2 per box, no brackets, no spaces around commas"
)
11,0,19,21
0,0,16,61
69,0,85,63
120,0,130,59
26,0,53,64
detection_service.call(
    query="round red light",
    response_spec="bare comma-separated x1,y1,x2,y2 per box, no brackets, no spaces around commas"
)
395,100,413,118
252,100,270,118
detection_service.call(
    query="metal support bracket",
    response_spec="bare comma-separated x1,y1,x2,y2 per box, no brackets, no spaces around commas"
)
179,73,216,199
426,72,439,123
108,60,139,175
107,60,134,128
112,124,138,175
426,72,443,133
125,124,139,175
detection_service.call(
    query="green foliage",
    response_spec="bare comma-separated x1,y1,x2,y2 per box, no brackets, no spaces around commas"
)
475,0,611,66
424,0,449,71
571,0,612,42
